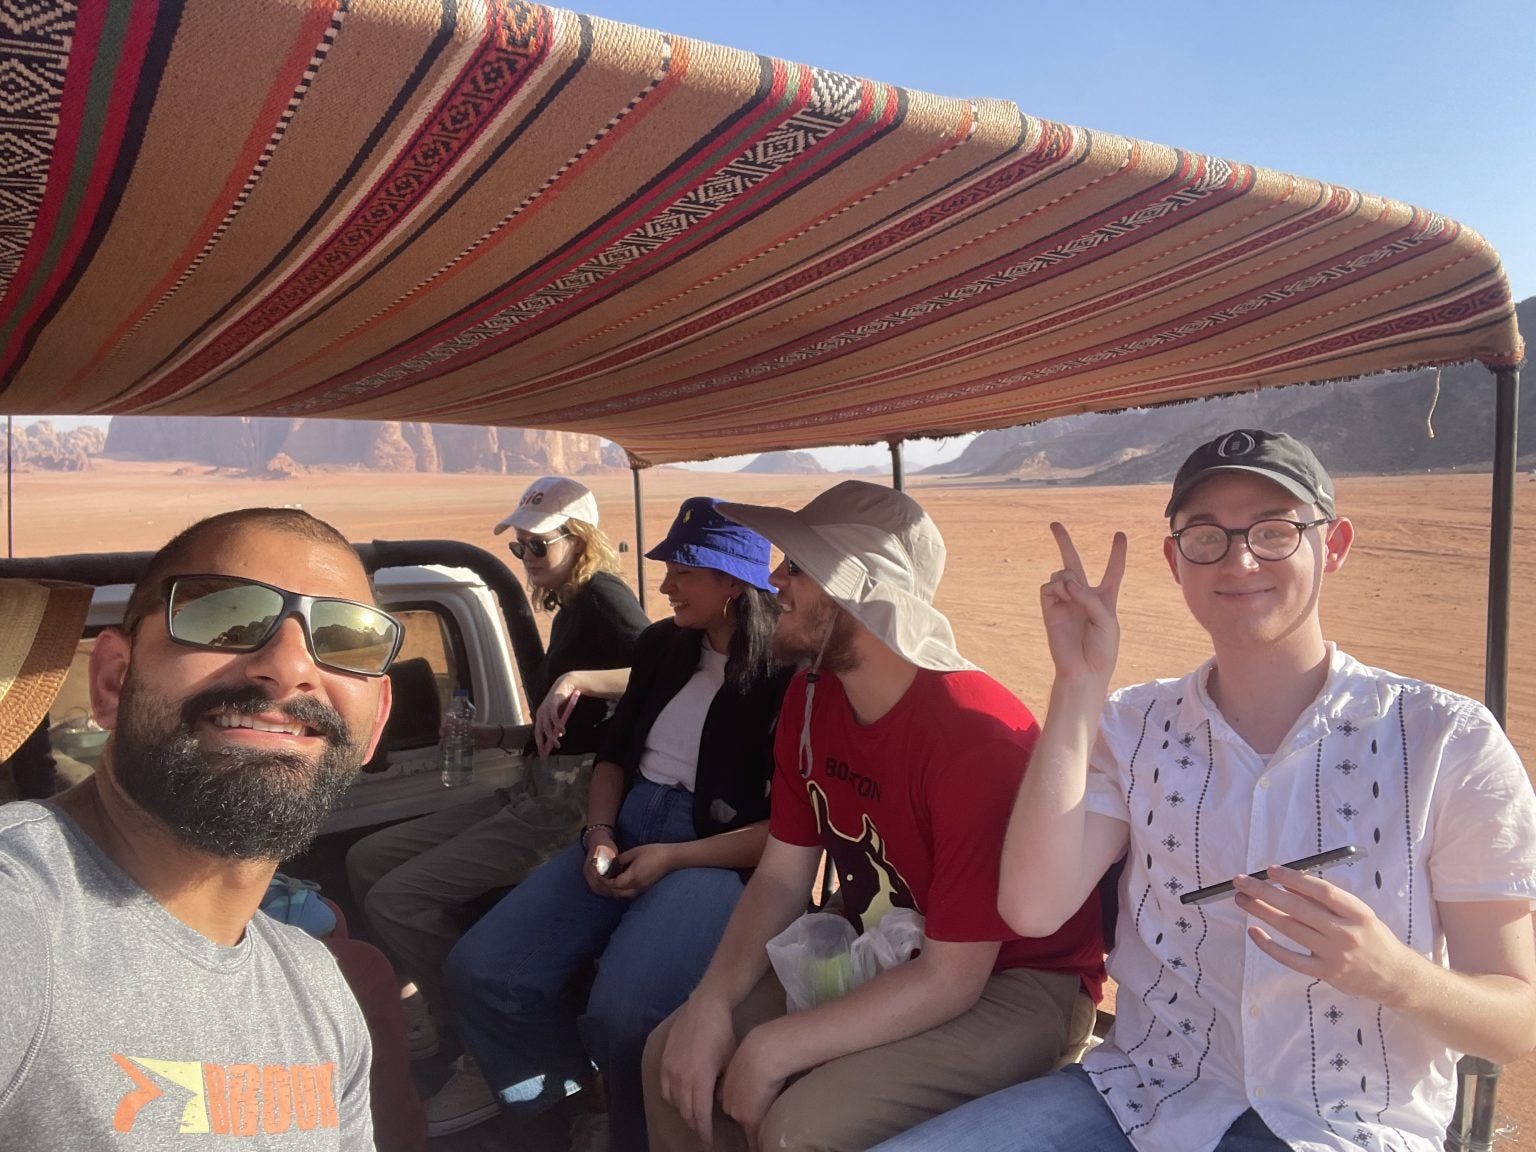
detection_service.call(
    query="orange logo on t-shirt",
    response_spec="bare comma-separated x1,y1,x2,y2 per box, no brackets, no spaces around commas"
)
112,1054,339,1136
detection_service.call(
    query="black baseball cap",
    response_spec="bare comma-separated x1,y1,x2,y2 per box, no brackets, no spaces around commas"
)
1165,429,1336,520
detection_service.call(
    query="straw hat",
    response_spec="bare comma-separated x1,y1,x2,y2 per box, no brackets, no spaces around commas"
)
0,579,94,762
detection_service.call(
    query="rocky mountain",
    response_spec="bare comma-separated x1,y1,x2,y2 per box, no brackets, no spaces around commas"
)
101,417,625,475
929,295,1534,486
738,451,825,475
6,420,106,471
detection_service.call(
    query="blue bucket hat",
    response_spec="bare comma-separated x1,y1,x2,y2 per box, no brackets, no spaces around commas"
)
646,497,774,591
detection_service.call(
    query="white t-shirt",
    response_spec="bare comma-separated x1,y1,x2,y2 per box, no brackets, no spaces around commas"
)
638,640,727,792
1081,645,1536,1152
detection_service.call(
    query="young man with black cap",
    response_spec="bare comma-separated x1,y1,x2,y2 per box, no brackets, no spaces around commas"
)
873,430,1536,1152
644,480,1105,1152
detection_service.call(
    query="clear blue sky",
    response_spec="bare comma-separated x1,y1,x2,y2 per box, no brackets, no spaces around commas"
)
22,2,1535,473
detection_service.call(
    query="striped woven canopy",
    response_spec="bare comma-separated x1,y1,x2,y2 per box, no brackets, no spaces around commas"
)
0,1,1523,465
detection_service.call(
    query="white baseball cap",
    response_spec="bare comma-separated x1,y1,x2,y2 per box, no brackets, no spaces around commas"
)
493,476,600,536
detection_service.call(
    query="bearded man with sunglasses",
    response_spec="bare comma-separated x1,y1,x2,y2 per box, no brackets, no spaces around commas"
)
0,507,397,1150
873,430,1536,1152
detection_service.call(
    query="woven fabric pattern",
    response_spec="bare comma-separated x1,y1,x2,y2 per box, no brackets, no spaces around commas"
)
0,1,1522,464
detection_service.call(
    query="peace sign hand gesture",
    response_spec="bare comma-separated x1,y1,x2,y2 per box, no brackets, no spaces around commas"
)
1040,522,1128,687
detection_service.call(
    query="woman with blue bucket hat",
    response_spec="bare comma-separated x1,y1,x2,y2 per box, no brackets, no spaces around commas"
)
445,497,791,1152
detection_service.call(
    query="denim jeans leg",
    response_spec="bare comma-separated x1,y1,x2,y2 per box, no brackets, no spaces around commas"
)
443,842,625,1117
581,863,746,1152
867,1065,1137,1152
614,777,699,847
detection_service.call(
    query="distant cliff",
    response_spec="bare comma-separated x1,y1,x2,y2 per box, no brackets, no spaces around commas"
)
102,417,627,474
738,451,825,475
929,295,1534,484
8,421,106,471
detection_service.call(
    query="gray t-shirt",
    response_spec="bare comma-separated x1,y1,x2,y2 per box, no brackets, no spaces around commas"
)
0,801,374,1149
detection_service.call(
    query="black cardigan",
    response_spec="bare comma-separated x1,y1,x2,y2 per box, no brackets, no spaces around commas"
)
599,619,791,839
533,571,649,756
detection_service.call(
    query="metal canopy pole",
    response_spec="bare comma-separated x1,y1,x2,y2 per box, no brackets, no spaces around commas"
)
6,415,12,559
1449,364,1518,1152
631,465,647,612
1484,366,1519,727
889,439,905,492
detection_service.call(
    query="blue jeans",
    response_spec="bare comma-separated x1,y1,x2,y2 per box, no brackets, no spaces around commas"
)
868,1065,1291,1152
443,778,745,1152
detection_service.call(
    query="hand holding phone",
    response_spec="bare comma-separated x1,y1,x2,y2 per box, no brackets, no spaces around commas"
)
536,688,581,757
1179,846,1362,906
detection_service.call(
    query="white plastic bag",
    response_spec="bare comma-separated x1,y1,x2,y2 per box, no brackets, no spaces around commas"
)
766,913,857,1012
766,908,926,1012
850,907,925,983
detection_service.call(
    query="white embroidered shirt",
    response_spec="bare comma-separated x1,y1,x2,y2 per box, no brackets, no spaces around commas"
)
1081,646,1536,1152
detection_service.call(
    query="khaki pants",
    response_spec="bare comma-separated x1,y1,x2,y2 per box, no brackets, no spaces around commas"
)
345,753,592,1008
641,965,1095,1152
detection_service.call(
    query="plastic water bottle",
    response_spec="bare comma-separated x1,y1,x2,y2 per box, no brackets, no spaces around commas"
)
440,689,475,788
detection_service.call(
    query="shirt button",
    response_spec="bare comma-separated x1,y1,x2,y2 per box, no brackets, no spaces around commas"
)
1253,1086,1266,1099
1249,1005,1261,1018
1258,776,1271,789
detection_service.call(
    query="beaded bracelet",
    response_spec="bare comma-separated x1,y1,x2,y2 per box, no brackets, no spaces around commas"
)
580,822,615,852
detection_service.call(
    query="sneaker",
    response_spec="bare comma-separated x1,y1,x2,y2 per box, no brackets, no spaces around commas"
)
400,991,439,1061
568,1112,610,1152
425,1055,499,1136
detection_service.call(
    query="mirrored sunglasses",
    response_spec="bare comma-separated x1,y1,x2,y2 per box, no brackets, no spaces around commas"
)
164,574,402,676
507,529,571,561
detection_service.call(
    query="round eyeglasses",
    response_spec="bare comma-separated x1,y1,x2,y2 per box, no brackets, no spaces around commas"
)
507,529,572,560
1170,517,1333,565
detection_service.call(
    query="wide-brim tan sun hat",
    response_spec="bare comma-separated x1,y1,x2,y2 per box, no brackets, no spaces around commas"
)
0,580,94,763
719,481,973,673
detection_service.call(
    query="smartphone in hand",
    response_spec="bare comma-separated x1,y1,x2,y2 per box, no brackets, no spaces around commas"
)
537,689,582,758
1179,845,1362,906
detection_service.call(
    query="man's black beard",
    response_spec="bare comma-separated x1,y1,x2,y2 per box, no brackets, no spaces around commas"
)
111,678,365,862
772,603,860,674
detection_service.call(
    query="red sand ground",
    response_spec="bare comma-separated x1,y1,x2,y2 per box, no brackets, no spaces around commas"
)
8,462,1533,1144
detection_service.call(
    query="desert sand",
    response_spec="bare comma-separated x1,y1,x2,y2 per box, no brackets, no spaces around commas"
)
6,460,1533,1143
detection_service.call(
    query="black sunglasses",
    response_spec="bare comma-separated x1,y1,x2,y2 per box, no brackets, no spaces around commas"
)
163,574,403,676
507,529,572,560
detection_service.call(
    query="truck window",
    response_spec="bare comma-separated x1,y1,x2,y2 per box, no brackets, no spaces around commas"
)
43,637,101,772
385,604,467,751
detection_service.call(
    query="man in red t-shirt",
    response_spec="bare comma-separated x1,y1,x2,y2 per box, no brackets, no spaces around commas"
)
643,481,1104,1152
